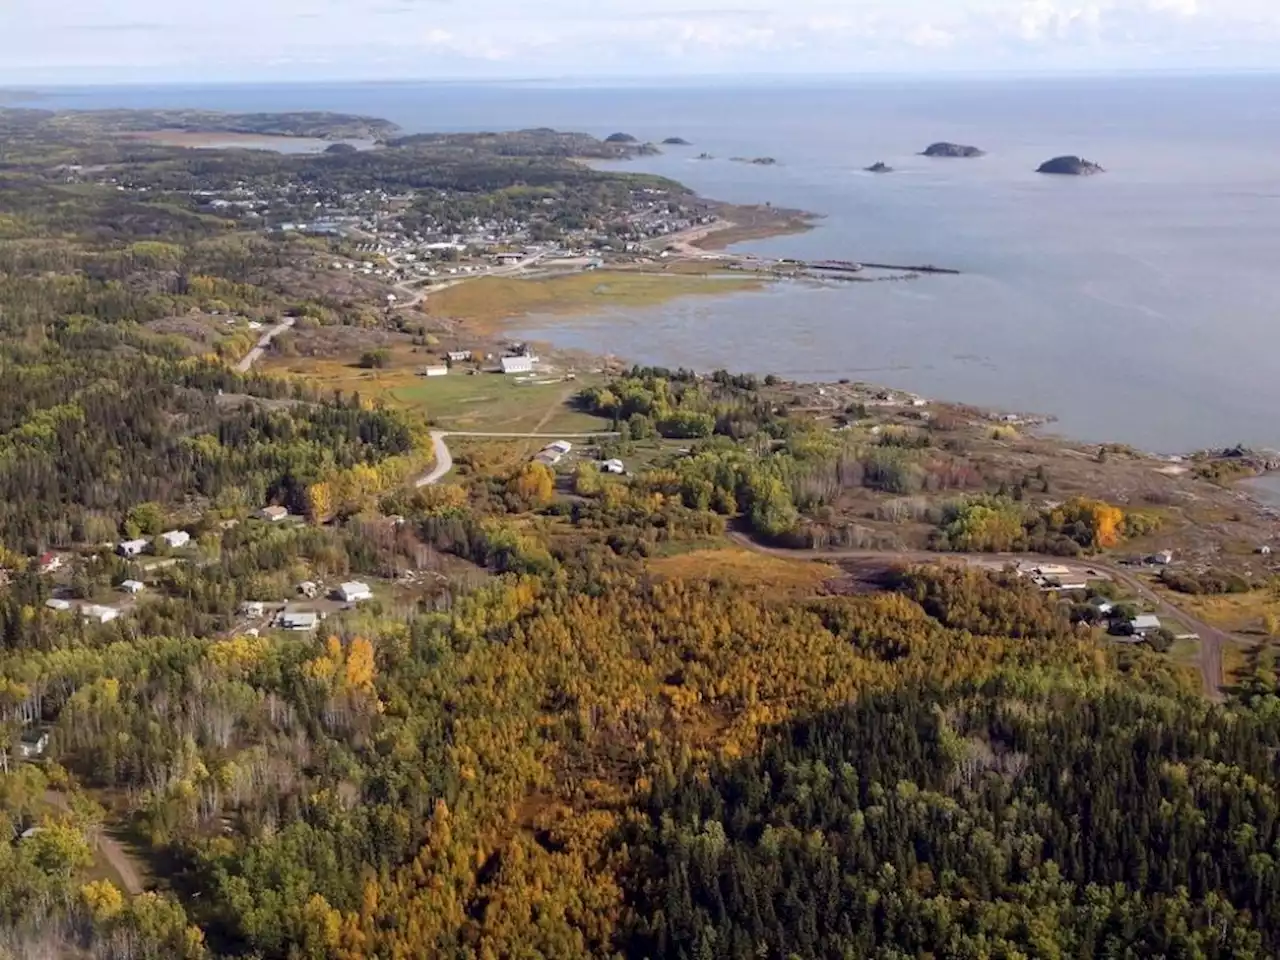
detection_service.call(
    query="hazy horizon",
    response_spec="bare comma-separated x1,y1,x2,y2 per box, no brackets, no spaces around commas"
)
5,0,1280,85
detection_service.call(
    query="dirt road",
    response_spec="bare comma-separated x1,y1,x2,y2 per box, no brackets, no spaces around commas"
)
235,317,296,373
726,532,1229,701
415,429,619,487
43,791,146,895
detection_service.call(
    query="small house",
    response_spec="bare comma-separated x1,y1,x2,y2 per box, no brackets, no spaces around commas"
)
37,552,63,575
160,530,191,549
81,604,120,624
279,610,320,632
120,580,145,595
501,355,535,375
447,350,472,363
240,601,266,619
546,441,573,456
18,730,49,760
422,365,449,378
44,598,72,612
261,506,290,523
1130,614,1162,635
338,581,374,604
118,538,149,558
602,459,626,475
298,581,319,599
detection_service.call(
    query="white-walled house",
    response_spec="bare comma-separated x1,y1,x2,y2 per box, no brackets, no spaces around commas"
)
160,530,191,549
338,582,374,604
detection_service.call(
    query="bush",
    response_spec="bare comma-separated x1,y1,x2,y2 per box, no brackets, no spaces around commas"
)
359,349,391,369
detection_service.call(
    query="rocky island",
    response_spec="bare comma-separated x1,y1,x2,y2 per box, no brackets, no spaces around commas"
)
730,156,778,166
864,161,893,174
1037,155,1105,176
921,142,985,158
662,137,691,146
604,132,638,144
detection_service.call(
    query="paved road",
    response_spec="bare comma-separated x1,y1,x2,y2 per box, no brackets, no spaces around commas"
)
235,317,296,373
386,251,548,310
726,532,1229,701
415,430,619,487
44,791,145,895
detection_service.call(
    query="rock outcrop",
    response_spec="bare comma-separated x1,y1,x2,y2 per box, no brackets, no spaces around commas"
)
865,161,893,174
921,142,985,158
662,137,691,146
1036,155,1105,176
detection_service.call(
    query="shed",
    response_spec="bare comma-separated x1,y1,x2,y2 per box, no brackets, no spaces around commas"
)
160,530,191,549
44,598,72,612
423,365,449,377
338,581,374,604
82,604,120,624
1130,614,1163,634
261,506,290,523
120,580,145,595
501,355,535,375
118,539,150,558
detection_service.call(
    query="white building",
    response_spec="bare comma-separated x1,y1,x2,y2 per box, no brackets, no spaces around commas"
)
602,459,626,475
261,506,290,523
118,539,149,558
45,598,72,612
1130,614,1162,635
338,581,374,604
18,730,49,759
447,350,472,363
82,604,120,624
501,355,535,375
423,365,449,377
546,440,573,455
278,610,319,632
120,580,145,595
160,530,191,549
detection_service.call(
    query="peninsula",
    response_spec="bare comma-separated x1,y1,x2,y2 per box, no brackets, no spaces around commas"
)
921,141,986,158
1037,155,1106,176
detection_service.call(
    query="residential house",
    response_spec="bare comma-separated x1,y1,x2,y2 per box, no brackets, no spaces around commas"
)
44,598,72,612
446,350,472,363
120,580,145,595
160,530,191,549
261,506,290,523
118,539,149,558
501,355,535,375
81,604,120,624
1129,614,1162,635
422,365,449,377
602,459,626,475
18,730,49,760
37,552,63,575
278,610,320,632
546,441,573,456
337,581,374,604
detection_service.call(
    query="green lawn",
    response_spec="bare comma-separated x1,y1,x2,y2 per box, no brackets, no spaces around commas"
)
390,372,613,434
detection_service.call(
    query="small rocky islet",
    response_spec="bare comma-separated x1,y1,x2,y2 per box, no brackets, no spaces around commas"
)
662,137,692,146
864,161,893,174
921,142,985,158
1036,155,1105,176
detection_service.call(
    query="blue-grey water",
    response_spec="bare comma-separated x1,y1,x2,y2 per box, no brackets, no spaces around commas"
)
11,76,1280,452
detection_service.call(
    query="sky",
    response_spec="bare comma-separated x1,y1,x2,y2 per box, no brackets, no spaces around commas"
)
3,0,1280,85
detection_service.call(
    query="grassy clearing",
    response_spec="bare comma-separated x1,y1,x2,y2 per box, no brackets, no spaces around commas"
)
648,548,839,595
1154,587,1280,637
422,269,762,329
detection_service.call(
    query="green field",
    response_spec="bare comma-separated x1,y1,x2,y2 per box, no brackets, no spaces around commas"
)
389,372,613,434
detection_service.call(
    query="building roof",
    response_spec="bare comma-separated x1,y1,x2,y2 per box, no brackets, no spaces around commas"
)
1131,614,1162,631
340,581,372,595
121,580,145,591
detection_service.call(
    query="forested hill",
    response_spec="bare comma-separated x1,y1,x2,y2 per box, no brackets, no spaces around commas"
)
0,106,399,141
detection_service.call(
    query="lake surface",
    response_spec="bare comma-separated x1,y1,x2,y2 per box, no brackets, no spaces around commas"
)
11,75,1280,452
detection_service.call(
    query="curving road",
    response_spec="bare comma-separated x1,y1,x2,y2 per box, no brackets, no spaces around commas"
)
415,430,619,488
726,532,1230,702
235,317,296,373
